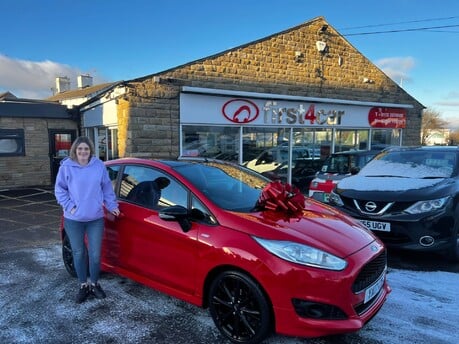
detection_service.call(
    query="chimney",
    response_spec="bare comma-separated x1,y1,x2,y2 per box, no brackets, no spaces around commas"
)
78,75,93,89
55,77,71,93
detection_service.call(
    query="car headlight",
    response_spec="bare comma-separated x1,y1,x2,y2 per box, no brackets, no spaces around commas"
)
253,237,347,271
328,191,343,206
405,196,450,214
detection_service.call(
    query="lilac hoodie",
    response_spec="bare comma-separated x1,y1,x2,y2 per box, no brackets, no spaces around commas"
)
54,156,118,222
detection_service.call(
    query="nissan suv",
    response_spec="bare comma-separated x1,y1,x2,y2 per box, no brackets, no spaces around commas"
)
329,146,459,261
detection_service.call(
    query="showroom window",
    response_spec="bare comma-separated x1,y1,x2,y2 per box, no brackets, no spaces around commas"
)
334,129,369,152
181,125,240,161
0,129,25,156
371,129,402,147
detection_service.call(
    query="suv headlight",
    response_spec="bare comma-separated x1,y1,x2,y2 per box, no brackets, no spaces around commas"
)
253,237,347,271
329,191,343,206
405,196,450,214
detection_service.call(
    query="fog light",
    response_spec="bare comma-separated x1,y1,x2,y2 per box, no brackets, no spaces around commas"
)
292,299,347,320
419,236,435,247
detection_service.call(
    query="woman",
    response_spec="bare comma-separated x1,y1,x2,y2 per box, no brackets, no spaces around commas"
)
55,136,120,304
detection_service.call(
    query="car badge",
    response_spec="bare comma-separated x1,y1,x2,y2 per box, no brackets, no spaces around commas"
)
364,201,377,212
370,245,378,252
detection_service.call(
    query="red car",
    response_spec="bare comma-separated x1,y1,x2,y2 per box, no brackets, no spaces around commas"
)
61,157,390,343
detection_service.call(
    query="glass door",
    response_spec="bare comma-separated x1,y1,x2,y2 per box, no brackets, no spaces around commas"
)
49,129,77,184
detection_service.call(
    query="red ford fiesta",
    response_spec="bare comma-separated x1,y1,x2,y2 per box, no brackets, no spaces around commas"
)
61,157,390,343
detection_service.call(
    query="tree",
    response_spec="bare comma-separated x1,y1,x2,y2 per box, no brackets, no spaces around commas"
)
449,130,459,145
421,108,448,145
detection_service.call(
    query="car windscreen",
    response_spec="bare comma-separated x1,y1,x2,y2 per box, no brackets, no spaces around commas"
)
175,162,269,212
360,151,456,178
320,155,350,174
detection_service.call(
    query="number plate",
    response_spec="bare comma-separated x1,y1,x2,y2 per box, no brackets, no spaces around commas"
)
359,219,391,232
311,192,330,203
364,272,385,303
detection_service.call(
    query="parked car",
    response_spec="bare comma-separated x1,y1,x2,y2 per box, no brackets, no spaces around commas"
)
329,146,459,261
261,158,323,193
244,145,312,174
309,149,381,203
61,157,390,343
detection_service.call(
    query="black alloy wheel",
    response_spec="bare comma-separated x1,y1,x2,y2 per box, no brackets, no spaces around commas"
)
208,271,272,344
62,234,77,277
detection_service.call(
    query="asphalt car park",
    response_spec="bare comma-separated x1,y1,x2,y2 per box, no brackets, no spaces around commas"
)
1,187,458,344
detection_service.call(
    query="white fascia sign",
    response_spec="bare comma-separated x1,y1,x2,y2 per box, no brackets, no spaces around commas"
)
180,91,408,128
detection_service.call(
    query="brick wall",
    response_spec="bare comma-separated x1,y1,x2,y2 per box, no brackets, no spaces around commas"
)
121,17,423,158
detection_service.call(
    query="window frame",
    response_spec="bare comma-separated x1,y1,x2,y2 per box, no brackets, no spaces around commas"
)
0,129,25,156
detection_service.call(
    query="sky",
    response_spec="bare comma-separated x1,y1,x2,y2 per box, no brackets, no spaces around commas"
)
1,0,458,130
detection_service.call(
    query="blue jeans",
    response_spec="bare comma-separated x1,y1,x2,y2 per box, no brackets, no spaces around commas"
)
64,217,104,285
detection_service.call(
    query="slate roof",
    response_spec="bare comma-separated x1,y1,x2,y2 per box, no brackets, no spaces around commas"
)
0,99,72,119
45,82,118,101
0,91,18,100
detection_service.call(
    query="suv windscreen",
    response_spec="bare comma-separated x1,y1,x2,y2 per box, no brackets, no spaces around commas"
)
362,150,456,178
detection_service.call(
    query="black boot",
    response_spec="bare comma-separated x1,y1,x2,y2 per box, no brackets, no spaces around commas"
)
90,283,106,299
75,283,89,304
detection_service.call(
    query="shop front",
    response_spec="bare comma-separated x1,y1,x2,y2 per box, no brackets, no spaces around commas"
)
180,87,410,185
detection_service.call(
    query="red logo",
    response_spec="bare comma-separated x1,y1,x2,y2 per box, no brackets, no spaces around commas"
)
368,107,406,128
222,99,259,123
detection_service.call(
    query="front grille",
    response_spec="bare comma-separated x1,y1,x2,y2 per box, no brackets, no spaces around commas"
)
352,250,387,294
354,200,392,214
375,231,411,244
341,196,414,216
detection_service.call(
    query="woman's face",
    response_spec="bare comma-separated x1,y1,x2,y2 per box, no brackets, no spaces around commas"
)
76,142,91,163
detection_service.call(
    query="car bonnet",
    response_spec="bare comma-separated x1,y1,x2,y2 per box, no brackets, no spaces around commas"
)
226,202,377,258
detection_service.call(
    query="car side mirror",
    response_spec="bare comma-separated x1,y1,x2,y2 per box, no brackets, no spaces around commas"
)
159,205,192,232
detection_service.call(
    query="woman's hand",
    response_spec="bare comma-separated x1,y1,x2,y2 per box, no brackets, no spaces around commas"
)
111,208,120,216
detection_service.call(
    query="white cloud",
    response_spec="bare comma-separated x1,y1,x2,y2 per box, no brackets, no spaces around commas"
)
375,56,415,85
0,54,105,99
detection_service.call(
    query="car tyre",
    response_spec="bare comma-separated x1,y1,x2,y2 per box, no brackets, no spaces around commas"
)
208,270,272,344
62,233,89,278
62,234,77,277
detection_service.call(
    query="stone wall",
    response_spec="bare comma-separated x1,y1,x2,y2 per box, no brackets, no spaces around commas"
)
0,117,76,188
121,17,423,158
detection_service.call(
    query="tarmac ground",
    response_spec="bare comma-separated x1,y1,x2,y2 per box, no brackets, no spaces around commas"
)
0,186,457,344
0,186,62,253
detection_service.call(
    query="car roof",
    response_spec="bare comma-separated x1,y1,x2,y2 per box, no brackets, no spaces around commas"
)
383,145,459,153
330,149,381,156
104,156,258,171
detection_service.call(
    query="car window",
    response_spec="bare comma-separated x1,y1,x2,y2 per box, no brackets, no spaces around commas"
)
363,151,456,178
321,155,349,173
119,165,185,209
106,165,121,190
191,195,217,225
159,178,187,208
175,162,268,212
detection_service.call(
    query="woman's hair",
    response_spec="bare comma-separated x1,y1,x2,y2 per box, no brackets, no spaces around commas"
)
69,136,96,161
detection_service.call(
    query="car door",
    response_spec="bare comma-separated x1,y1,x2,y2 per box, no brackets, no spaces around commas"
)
110,164,201,295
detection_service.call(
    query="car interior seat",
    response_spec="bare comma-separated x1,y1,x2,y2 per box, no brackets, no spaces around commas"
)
126,181,158,208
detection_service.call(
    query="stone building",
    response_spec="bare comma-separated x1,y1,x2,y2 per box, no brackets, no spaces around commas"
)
0,93,77,188
3,16,424,188
86,16,422,163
